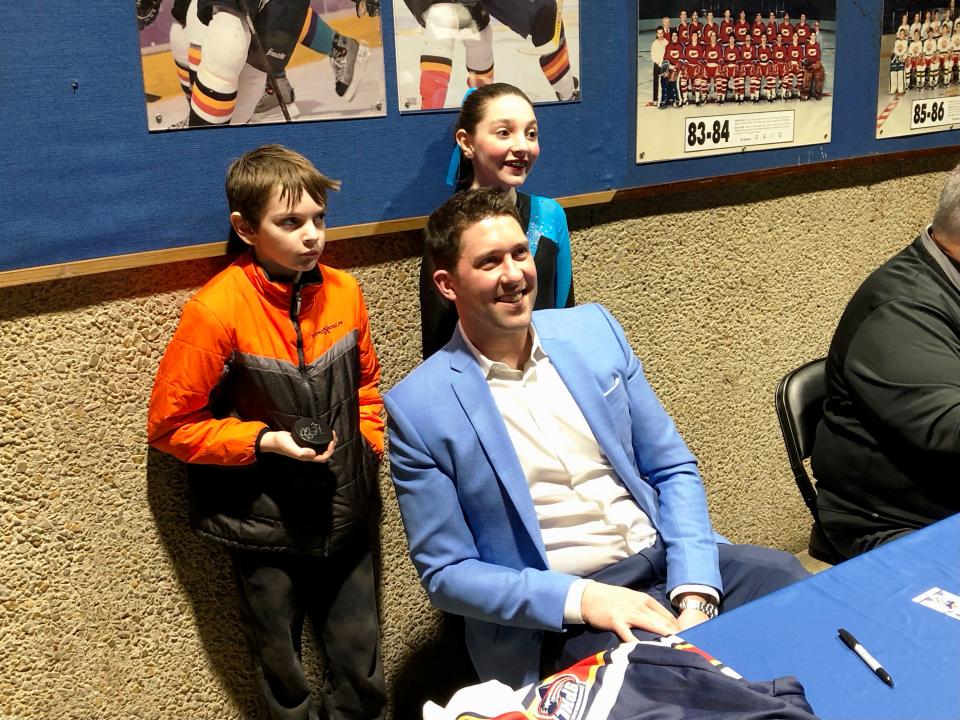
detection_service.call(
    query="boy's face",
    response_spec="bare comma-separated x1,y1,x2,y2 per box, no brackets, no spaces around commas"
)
231,187,326,280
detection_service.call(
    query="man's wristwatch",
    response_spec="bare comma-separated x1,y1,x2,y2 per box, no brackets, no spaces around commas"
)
678,598,718,618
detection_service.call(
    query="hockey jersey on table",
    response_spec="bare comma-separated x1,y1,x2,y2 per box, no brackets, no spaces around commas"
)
424,635,818,720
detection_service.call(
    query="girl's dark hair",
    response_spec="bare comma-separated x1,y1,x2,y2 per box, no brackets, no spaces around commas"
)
453,83,534,192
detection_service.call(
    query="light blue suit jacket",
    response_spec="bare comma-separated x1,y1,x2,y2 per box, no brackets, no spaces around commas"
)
386,304,721,687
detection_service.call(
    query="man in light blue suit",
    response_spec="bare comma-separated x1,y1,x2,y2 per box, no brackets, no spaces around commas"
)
386,189,808,688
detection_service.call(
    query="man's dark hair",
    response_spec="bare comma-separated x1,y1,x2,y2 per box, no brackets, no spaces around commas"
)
425,188,522,271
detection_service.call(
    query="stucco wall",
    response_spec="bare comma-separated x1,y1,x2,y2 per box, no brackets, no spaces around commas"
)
1,155,956,718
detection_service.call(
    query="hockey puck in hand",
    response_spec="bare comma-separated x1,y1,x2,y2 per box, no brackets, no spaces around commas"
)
292,418,334,450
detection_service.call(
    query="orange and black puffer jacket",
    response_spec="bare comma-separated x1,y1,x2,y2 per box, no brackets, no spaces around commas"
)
147,253,383,554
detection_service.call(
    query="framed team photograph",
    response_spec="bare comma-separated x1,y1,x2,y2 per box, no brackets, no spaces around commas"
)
636,2,836,164
876,2,960,139
392,0,580,112
136,0,387,131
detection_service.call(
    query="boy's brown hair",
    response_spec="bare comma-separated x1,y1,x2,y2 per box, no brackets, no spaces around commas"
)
226,144,340,227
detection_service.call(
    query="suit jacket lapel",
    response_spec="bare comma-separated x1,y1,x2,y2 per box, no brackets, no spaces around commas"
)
447,331,549,564
536,323,640,493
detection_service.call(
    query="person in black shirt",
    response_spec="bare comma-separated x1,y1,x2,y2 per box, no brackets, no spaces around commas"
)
812,165,960,559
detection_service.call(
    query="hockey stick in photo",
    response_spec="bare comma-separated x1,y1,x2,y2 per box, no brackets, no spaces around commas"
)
240,4,292,122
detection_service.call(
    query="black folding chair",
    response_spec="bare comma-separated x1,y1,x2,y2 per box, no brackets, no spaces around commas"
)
774,358,844,564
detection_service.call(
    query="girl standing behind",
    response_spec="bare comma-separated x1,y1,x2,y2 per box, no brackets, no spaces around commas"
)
419,83,574,358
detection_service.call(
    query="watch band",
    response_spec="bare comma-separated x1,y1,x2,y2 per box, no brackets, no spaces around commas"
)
678,598,718,618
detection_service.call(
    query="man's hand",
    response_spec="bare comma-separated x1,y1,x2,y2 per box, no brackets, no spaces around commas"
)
581,582,681,643
677,608,710,630
260,430,337,462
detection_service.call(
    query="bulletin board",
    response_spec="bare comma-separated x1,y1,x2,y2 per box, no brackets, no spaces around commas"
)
1,1,959,287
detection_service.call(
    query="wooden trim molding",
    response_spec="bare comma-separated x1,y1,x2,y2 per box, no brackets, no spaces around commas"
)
3,147,958,289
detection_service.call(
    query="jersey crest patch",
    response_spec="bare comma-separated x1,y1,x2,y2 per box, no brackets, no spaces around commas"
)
535,674,586,719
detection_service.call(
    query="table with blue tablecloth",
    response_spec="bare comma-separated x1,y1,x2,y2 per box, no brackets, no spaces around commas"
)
684,514,960,719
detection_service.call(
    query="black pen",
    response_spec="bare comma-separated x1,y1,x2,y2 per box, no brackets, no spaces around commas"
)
838,628,894,687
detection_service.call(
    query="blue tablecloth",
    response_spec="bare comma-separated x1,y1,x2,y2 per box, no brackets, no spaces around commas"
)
684,514,960,719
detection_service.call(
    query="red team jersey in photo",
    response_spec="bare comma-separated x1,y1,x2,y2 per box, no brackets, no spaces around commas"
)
720,19,735,41
751,21,765,43
780,21,795,41
773,41,788,64
684,42,704,76
702,22,720,42
766,21,779,43
740,43,757,74
665,41,684,68
788,42,803,65
678,22,691,45
723,44,741,66
703,42,722,77
734,20,750,43
796,22,811,44
704,44,723,65
805,42,821,65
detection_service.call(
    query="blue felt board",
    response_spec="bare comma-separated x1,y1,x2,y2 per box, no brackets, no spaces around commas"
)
1,2,959,274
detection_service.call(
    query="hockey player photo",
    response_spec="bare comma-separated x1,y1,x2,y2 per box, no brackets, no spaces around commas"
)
876,2,960,139
136,0,387,131
392,0,580,112
635,2,837,165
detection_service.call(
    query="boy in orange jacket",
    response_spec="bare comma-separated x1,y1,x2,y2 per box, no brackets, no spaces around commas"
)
148,144,385,720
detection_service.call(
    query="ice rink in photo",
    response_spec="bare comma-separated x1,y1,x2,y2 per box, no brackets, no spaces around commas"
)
392,0,580,111
139,1,386,131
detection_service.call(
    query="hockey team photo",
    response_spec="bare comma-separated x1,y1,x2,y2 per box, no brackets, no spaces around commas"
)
637,2,836,163
877,2,960,138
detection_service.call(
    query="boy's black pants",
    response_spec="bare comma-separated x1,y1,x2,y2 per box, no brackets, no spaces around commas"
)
231,542,386,720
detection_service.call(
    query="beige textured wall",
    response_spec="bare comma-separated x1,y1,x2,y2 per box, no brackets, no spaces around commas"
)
1,156,956,719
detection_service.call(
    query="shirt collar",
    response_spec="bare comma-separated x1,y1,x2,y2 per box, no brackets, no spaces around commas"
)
458,322,547,378
920,224,960,293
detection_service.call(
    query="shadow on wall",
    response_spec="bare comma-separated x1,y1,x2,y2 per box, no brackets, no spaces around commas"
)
145,448,262,718
145,447,420,719
392,124,453,228
391,613,479,717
